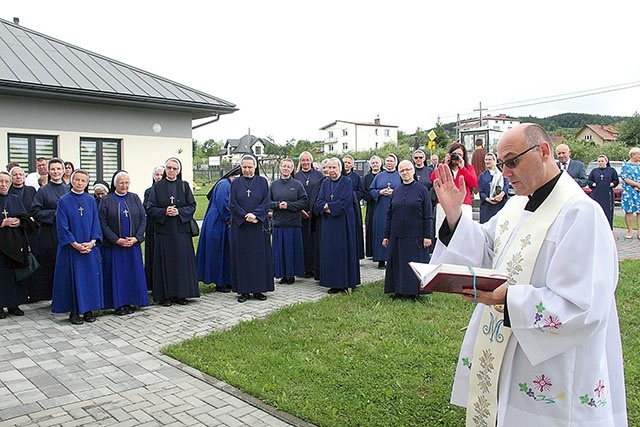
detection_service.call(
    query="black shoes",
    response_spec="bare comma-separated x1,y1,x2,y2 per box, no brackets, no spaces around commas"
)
83,311,96,323
69,313,84,325
238,293,267,302
328,288,341,294
377,261,386,269
0,309,5,319
7,306,24,316
216,285,231,293
304,271,314,278
173,298,188,306
161,299,172,307
115,306,128,316
278,278,295,284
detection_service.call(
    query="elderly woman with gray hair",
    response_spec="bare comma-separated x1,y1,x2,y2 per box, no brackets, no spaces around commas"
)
99,170,149,316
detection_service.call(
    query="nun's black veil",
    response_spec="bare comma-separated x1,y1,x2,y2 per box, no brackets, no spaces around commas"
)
206,164,242,200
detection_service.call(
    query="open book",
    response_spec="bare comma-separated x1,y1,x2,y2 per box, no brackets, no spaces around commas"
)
409,262,508,294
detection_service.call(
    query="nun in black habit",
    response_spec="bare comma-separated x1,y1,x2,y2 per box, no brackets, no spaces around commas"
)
146,158,199,306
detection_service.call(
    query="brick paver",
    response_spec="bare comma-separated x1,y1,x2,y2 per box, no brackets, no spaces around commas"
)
0,260,385,426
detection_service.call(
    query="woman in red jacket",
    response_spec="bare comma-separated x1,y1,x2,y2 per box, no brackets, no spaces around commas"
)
430,142,478,232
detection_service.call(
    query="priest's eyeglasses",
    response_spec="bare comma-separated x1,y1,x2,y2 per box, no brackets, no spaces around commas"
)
496,144,540,169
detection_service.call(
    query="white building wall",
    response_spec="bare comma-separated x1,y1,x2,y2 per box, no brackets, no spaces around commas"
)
0,95,193,198
322,121,397,155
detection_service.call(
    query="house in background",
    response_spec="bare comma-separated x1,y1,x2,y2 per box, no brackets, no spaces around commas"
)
223,134,266,164
319,116,398,155
575,124,619,147
0,17,236,196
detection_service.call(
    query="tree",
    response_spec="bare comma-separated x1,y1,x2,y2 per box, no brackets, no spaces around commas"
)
619,114,640,146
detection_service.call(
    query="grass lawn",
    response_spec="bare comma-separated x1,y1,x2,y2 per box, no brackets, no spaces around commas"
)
164,260,640,426
193,183,213,220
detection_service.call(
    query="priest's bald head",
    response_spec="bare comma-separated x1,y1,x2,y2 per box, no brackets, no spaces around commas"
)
497,123,561,197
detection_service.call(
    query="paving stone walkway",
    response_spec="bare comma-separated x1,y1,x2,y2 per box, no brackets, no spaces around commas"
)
0,228,636,426
0,260,385,427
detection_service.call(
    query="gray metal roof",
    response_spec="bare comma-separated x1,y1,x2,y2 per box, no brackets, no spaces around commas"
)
0,18,237,119
225,135,263,154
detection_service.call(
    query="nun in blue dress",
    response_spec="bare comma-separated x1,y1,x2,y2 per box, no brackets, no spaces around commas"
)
270,158,307,284
369,154,401,268
382,161,433,300
229,155,274,302
315,158,360,293
99,170,149,315
196,165,241,292
51,170,104,325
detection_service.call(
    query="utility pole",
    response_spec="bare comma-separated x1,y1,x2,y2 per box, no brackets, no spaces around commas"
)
474,102,484,127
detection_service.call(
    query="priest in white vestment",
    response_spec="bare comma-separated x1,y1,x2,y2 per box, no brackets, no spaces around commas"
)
431,123,627,427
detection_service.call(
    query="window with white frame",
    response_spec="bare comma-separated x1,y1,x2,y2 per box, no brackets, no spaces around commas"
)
384,129,390,137
8,133,58,173
254,145,263,156
342,142,348,150
343,129,348,136
584,134,592,141
328,131,334,138
80,138,121,185
328,144,334,152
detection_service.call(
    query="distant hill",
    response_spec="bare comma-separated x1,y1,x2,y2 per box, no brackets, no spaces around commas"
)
516,113,631,131
442,112,631,135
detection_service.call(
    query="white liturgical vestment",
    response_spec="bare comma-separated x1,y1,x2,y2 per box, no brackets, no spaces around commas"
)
431,173,627,426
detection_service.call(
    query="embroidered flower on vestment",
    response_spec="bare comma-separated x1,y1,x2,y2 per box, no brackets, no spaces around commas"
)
533,302,562,333
579,380,608,408
520,234,531,249
543,315,562,329
594,380,605,398
518,376,565,404
533,374,552,392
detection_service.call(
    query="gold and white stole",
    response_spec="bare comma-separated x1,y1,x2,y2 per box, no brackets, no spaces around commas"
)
465,174,581,427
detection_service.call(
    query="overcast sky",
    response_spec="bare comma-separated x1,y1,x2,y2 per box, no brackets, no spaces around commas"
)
4,1,640,144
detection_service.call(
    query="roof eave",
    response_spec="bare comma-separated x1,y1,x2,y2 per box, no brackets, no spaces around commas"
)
0,83,238,119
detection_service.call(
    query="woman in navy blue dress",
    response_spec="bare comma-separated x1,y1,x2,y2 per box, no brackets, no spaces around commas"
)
587,155,619,229
382,161,433,300
196,165,241,292
30,158,69,302
99,171,149,315
369,154,401,268
229,155,274,302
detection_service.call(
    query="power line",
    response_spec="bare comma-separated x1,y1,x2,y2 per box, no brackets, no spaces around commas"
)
438,80,640,122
